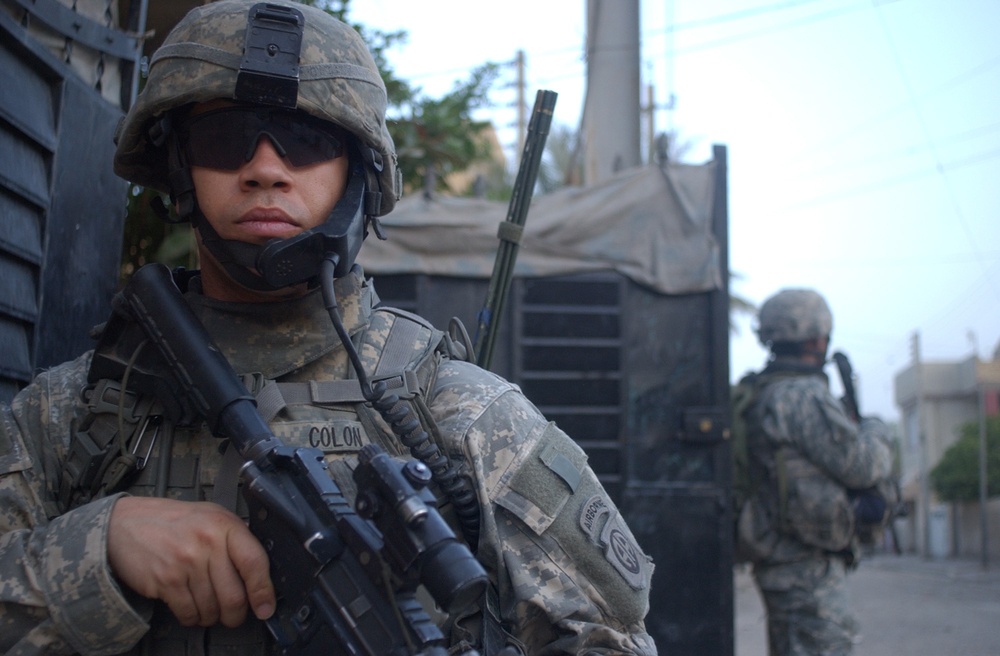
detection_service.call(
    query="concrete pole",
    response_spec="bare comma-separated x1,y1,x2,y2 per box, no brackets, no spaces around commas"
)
978,382,990,569
914,331,931,557
583,0,641,185
646,83,656,164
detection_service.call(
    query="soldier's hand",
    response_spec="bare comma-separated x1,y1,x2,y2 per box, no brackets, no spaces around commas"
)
107,496,276,627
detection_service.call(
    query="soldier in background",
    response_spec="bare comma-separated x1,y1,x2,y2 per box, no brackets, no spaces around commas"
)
736,288,894,656
0,1,655,654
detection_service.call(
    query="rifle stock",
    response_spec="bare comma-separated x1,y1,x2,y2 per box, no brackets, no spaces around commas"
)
831,350,860,422
116,263,486,656
830,349,905,554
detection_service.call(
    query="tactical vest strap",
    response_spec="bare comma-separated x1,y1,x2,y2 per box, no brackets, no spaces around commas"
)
253,370,423,423
212,440,245,512
375,312,424,375
59,379,165,509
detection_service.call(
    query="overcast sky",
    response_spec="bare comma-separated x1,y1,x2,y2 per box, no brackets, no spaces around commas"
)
349,0,1000,423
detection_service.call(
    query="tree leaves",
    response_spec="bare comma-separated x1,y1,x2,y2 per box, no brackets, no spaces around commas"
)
930,416,1000,502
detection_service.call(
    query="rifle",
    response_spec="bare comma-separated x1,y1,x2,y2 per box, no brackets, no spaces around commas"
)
111,263,487,655
831,350,904,554
831,350,860,422
474,89,557,370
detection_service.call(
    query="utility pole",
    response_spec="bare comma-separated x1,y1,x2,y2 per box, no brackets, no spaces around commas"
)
515,49,526,158
645,83,656,164
583,0,641,184
978,379,989,569
913,331,930,557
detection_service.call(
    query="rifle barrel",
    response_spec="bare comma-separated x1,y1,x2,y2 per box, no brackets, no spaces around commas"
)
475,89,557,369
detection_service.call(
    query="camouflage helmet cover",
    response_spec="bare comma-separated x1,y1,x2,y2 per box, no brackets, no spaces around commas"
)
756,288,833,345
113,0,399,215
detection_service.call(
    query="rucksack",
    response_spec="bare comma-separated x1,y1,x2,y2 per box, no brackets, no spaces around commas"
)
730,375,758,522
729,374,760,563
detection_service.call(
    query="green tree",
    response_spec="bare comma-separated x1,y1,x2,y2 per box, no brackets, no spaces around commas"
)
930,416,1000,502
539,123,582,191
388,62,500,195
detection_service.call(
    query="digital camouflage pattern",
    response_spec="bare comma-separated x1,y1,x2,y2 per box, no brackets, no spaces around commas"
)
113,0,399,215
754,557,857,656
0,268,656,655
757,289,834,345
737,359,893,656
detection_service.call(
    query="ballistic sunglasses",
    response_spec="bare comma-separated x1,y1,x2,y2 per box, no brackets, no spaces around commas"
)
178,106,347,170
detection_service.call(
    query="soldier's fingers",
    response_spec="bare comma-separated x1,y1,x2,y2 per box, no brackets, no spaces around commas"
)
187,565,223,627
163,585,202,627
227,526,276,620
209,549,252,627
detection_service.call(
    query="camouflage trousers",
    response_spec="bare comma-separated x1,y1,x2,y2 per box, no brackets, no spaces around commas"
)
753,556,858,656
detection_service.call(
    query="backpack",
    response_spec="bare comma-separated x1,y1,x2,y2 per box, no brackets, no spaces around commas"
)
729,374,760,563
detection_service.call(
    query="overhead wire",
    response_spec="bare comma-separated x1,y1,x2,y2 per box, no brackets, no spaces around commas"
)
785,54,1000,166
792,120,1000,178
871,2,1000,302
778,145,1000,210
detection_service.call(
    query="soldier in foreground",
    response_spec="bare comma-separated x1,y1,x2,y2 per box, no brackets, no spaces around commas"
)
0,1,655,653
735,289,894,656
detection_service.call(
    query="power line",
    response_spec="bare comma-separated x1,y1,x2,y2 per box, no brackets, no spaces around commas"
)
668,2,871,55
872,2,1000,302
654,0,865,34
396,1,871,91
794,121,1000,178
786,54,1000,166
779,145,1000,210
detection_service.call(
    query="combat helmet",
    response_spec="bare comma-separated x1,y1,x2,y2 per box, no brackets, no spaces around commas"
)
113,0,400,288
756,288,833,345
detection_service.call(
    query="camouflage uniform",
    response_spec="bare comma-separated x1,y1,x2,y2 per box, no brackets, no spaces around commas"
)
737,360,893,656
0,267,656,655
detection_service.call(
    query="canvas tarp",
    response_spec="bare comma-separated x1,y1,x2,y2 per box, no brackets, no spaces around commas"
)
358,161,722,296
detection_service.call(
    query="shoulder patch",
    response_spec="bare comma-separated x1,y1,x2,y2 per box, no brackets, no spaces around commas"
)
580,494,649,590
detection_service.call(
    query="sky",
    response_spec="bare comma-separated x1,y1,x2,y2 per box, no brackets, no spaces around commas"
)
348,0,1000,423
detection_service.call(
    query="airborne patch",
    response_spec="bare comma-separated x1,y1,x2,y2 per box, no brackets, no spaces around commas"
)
580,494,648,590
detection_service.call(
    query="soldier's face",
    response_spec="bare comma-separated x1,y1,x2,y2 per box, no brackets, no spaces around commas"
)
185,100,349,246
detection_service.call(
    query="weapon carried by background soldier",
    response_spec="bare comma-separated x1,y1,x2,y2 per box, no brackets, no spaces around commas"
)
0,1,656,654
832,350,905,553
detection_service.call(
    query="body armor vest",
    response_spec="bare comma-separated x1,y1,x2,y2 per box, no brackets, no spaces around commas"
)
59,280,485,655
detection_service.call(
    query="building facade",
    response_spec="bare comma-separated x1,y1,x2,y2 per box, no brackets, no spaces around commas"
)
894,338,1000,560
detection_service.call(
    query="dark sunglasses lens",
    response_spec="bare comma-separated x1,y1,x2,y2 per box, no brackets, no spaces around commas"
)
269,117,345,166
182,109,344,170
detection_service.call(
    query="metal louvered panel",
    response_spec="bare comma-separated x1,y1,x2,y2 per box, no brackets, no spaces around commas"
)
0,7,130,401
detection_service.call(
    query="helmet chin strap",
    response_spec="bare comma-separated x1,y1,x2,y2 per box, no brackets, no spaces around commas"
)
194,160,373,292
196,217,282,291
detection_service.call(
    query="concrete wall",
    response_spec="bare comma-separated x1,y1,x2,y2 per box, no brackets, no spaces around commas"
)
953,498,1000,560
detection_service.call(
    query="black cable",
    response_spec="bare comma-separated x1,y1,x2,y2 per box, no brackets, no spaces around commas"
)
320,255,481,547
